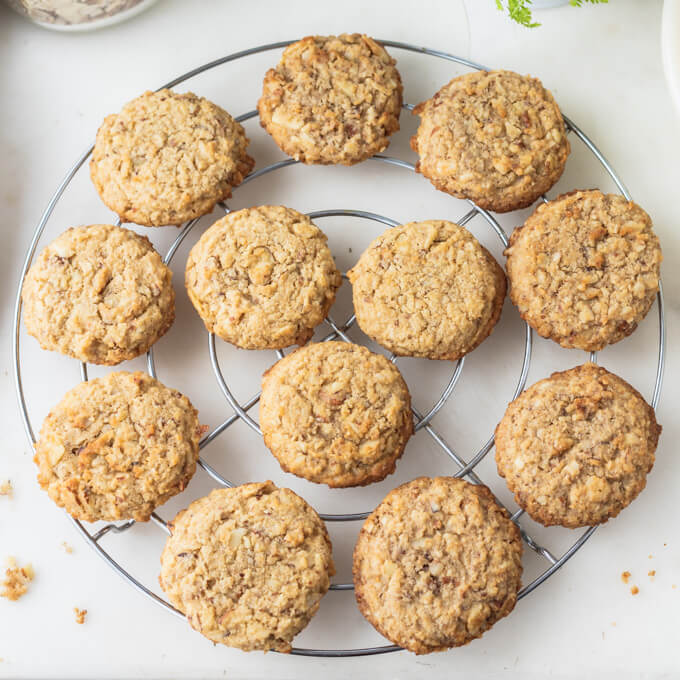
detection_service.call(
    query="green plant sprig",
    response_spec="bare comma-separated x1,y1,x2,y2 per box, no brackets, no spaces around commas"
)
496,0,608,29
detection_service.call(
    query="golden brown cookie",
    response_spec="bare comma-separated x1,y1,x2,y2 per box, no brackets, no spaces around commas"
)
411,70,570,212
505,190,662,351
34,372,201,522
495,363,661,528
259,341,413,487
22,224,175,365
347,220,506,360
353,477,523,653
258,34,402,165
90,89,254,226
159,482,334,652
185,206,341,350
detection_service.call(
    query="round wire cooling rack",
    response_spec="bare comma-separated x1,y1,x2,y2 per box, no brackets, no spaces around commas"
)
13,40,666,658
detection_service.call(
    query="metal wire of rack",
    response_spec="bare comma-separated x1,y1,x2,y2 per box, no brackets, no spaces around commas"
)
12,40,666,658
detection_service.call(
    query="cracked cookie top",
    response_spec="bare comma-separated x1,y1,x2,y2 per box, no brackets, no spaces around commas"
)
411,70,569,212
159,482,334,652
90,89,254,226
258,34,402,165
353,476,523,653
505,190,662,351
347,220,506,360
495,363,660,528
260,341,413,487
185,206,341,350
22,224,175,365
34,371,201,522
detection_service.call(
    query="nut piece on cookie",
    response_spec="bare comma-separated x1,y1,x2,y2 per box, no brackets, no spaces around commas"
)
159,482,334,652
22,224,175,365
347,220,506,360
185,206,341,350
505,190,662,351
411,70,569,212
90,89,254,226
353,477,523,653
260,341,413,487
34,371,202,522
495,363,661,528
258,34,403,165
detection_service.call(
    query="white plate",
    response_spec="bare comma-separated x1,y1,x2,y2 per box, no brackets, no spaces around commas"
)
662,0,680,114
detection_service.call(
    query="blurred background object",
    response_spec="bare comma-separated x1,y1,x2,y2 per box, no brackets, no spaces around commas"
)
4,0,158,31
662,0,680,114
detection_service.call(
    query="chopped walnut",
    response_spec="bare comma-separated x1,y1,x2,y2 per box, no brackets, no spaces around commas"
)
631,585,639,595
621,571,631,584
1,558,34,601
74,608,87,624
648,570,656,579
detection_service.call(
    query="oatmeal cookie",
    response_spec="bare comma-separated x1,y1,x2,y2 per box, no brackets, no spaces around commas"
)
258,34,402,165
259,341,412,487
34,371,201,522
353,477,522,653
159,482,334,652
347,220,506,360
22,224,175,365
495,363,661,528
411,70,569,212
505,190,662,351
90,89,254,226
185,206,341,350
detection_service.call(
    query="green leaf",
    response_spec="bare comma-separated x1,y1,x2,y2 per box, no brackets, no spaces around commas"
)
571,0,609,6
497,0,609,28
496,0,541,28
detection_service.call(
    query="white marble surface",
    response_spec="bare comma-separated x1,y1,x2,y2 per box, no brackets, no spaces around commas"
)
0,1,677,677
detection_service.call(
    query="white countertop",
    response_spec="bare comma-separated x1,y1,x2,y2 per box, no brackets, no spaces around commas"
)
0,1,678,677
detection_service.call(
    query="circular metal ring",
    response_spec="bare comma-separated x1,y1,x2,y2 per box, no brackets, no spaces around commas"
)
12,38,665,658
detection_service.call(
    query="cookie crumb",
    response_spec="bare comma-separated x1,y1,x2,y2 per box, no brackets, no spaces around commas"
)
74,607,87,624
0,480,12,498
1,558,34,601
648,554,653,559
621,571,631,584
631,585,639,595
61,541,74,554
611,622,616,626
672,584,676,590
648,570,656,579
